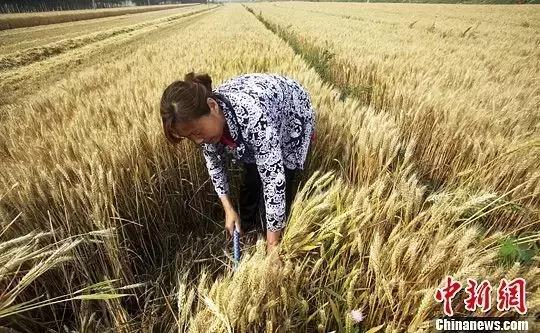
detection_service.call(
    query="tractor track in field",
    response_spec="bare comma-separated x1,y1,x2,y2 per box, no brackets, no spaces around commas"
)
243,4,442,186
242,4,459,193
0,5,222,111
243,7,399,148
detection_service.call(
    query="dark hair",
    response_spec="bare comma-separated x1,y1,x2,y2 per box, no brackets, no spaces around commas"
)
160,71,215,144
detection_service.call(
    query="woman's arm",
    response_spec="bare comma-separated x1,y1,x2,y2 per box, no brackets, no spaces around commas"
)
219,193,242,239
267,229,281,254
218,194,235,213
203,144,242,237
248,114,288,247
202,143,230,197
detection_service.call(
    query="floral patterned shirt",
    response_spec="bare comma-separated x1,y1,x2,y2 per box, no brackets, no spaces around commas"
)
202,73,316,232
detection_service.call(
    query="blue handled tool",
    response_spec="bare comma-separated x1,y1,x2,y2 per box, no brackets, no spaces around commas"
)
232,225,241,271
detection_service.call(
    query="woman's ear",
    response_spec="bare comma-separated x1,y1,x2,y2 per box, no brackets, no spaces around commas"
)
208,97,219,115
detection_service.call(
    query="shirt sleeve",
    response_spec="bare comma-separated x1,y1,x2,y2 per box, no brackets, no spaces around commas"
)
246,107,287,232
202,143,229,197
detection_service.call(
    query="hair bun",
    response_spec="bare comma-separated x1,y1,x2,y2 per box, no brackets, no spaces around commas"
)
184,71,196,82
184,71,212,91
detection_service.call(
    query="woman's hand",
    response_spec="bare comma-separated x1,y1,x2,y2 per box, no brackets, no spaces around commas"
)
219,195,243,241
224,207,242,241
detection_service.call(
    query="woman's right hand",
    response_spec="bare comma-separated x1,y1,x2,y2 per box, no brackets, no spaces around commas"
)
224,207,242,241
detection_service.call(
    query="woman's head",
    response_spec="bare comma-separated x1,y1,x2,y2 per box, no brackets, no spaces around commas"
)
160,72,225,145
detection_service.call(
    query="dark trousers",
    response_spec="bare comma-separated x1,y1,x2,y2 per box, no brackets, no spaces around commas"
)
239,163,300,233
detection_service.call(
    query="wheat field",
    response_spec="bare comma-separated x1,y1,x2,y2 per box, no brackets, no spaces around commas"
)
0,2,538,332
0,4,191,29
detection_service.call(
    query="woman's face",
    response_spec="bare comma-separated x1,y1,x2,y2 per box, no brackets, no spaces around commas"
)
173,98,225,145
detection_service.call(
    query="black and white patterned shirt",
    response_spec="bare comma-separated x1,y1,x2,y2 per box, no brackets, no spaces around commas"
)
202,73,316,232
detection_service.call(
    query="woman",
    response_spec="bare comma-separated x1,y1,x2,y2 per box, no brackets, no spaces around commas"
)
160,72,316,254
